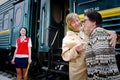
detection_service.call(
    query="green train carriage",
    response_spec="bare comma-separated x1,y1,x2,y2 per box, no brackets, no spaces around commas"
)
0,0,120,79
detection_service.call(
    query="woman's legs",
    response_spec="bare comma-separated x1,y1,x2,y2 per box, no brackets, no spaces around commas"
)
16,68,22,80
23,68,28,80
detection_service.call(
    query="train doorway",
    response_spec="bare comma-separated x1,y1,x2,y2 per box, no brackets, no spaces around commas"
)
49,0,69,49
46,0,70,79
29,0,40,52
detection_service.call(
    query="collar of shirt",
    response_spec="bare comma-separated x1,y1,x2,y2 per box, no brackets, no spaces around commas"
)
20,36,26,42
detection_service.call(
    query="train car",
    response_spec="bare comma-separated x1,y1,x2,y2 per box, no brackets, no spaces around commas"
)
0,0,120,80
0,0,14,70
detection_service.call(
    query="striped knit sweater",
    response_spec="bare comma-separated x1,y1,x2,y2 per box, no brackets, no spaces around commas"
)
85,28,120,80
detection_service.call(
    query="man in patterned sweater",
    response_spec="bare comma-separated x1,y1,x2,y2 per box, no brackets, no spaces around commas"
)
84,10,120,80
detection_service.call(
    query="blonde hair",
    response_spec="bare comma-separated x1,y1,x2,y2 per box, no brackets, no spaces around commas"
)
66,13,80,31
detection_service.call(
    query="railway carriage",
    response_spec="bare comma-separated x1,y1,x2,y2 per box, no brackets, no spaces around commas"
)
0,0,120,79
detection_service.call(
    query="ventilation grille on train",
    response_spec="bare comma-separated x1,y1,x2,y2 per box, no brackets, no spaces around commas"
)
102,16,120,52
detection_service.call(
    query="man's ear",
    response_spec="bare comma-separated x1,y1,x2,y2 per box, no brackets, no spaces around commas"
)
93,21,96,26
117,34,120,42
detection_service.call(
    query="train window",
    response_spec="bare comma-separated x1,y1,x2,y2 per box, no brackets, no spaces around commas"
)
15,7,22,27
3,13,9,30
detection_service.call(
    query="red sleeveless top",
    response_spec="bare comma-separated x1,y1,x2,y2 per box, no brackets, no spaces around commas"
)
16,37,29,55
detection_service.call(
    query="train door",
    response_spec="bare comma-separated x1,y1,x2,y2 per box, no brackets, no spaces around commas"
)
49,0,65,49
38,0,50,52
29,0,40,51
12,1,25,47
39,0,69,52
38,0,69,79
48,0,69,78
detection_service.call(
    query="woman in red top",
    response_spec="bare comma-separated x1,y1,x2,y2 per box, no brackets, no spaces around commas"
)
11,27,32,80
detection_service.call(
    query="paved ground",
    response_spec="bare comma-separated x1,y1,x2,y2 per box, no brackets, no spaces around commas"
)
0,75,13,80
0,71,16,80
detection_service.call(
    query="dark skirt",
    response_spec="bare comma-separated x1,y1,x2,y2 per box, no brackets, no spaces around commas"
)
14,58,28,68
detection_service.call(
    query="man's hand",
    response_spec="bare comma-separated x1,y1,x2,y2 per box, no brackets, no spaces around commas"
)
75,43,85,54
107,31,117,48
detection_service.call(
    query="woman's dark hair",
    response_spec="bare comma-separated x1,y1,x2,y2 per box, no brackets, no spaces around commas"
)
84,10,102,27
19,27,28,37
